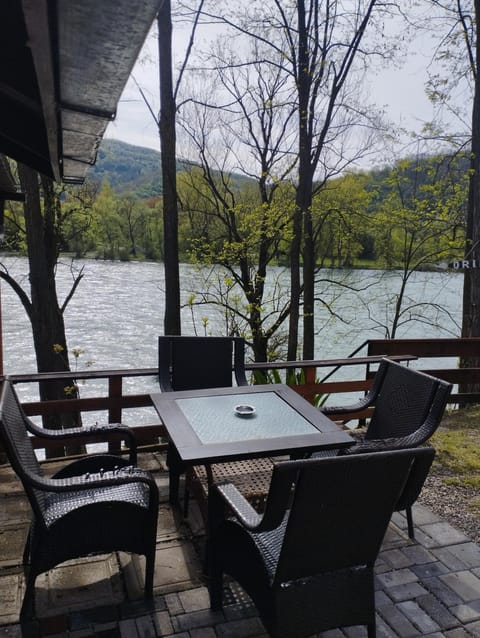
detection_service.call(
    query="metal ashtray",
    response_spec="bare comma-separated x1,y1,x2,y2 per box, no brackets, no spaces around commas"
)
234,404,256,417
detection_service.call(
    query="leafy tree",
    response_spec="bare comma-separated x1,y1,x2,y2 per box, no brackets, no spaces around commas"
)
187,0,395,360
92,183,123,259
141,197,164,261
416,1,480,380
369,155,466,337
117,194,148,258
58,181,99,257
312,173,373,268
179,166,294,361
176,32,301,360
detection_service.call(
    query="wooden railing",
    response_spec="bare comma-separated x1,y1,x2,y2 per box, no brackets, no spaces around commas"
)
367,338,480,405
4,337,480,458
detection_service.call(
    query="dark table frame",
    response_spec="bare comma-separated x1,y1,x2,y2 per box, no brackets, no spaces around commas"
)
151,384,353,504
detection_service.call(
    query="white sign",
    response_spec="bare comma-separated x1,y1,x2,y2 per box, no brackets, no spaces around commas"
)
437,260,480,270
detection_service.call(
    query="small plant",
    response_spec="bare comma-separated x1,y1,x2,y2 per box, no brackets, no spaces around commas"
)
53,344,94,396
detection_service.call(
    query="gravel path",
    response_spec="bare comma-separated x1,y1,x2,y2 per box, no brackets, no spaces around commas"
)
419,474,480,544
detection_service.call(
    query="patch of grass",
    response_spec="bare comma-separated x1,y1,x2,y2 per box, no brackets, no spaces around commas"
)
431,412,480,490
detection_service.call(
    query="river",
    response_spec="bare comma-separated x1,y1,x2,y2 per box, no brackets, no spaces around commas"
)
0,256,463,419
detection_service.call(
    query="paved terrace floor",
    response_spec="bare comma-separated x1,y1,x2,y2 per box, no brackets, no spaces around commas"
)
0,452,480,638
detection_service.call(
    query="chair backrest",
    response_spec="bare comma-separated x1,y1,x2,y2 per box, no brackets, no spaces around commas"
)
365,360,451,443
265,448,431,585
0,379,46,519
158,335,247,391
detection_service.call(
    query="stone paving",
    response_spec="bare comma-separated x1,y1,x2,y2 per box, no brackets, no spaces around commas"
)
0,453,480,637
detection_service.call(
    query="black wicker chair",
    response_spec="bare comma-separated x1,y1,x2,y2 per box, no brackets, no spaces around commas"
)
208,447,435,638
0,378,159,620
158,335,248,391
320,358,452,537
158,335,276,518
323,358,452,449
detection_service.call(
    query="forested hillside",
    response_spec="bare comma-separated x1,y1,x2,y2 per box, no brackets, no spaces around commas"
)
87,139,254,198
86,139,163,197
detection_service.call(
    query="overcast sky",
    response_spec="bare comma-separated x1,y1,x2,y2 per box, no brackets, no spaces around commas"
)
104,11,455,166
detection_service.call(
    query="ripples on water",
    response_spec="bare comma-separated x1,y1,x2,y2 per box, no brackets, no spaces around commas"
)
0,257,463,422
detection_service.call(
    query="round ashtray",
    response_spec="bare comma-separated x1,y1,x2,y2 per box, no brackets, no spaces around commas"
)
234,404,256,417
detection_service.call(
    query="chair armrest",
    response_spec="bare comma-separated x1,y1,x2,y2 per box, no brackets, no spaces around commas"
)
339,435,425,455
25,421,137,464
321,359,389,416
321,394,375,416
24,465,157,494
212,483,263,530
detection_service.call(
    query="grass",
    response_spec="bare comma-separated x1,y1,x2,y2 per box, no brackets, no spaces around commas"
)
430,405,480,515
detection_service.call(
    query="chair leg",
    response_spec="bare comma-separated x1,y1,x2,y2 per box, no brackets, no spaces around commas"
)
183,483,191,518
20,567,36,621
144,548,156,598
208,572,223,610
206,538,223,610
406,506,415,539
22,531,31,567
367,620,376,638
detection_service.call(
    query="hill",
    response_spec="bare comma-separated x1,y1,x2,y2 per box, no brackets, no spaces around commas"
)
87,138,254,199
87,138,191,198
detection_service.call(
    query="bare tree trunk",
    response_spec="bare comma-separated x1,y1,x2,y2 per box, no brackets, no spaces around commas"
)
17,164,82,456
461,0,480,381
158,1,181,335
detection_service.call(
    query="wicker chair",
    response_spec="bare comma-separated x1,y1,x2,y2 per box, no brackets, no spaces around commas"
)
323,358,452,448
321,358,452,537
158,335,277,518
158,335,248,391
194,360,449,531
0,378,159,620
208,447,434,638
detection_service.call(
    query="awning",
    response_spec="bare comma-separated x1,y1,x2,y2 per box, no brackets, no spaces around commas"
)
0,0,160,184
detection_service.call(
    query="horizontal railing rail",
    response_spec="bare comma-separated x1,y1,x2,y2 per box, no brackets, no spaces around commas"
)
367,338,480,405
3,338,479,459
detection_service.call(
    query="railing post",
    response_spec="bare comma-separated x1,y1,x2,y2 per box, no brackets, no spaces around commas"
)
304,366,317,405
108,375,122,452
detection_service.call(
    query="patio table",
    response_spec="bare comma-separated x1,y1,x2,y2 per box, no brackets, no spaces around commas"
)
150,384,354,504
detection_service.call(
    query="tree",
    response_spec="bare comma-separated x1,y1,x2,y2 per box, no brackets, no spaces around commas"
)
194,0,393,360
419,1,480,381
60,181,99,257
370,154,466,337
177,36,300,361
311,172,373,268
93,183,123,259
158,0,181,334
178,166,295,361
135,1,206,333
1,165,84,455
117,195,148,258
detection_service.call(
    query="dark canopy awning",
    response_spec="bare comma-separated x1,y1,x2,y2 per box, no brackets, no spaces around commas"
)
0,0,160,184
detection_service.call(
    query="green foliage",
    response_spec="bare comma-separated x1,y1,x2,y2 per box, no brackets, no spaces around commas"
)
370,154,466,271
430,406,480,516
87,139,164,198
312,173,373,268
2,146,470,278
87,139,252,200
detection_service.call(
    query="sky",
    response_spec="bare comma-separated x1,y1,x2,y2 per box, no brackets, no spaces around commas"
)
104,9,456,166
